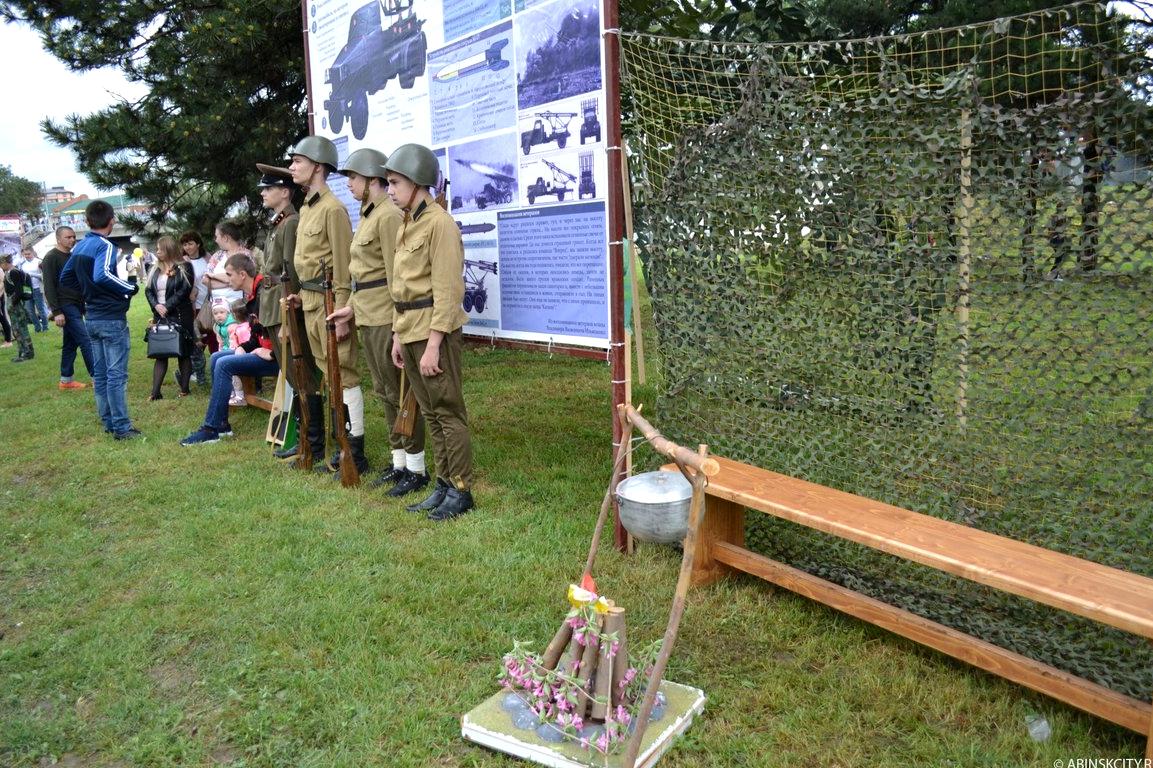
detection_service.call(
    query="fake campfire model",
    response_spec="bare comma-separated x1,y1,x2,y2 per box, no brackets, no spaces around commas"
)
462,405,718,768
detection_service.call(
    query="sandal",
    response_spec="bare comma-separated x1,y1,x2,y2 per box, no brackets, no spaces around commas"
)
148,393,163,401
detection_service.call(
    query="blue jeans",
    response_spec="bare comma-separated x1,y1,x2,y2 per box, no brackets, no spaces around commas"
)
59,303,95,380
203,349,278,430
88,318,133,434
29,287,49,331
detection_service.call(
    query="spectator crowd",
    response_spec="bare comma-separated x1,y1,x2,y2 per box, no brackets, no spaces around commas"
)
4,137,475,521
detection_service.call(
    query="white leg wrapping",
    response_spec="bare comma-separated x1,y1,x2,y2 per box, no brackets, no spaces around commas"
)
343,385,365,437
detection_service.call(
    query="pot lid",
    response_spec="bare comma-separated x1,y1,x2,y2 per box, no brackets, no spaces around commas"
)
617,471,692,504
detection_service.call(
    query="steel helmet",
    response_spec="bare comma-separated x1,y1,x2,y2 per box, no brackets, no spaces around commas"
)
384,143,439,187
339,148,389,180
288,136,339,170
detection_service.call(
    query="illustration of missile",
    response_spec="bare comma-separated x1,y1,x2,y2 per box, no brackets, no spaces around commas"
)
453,158,517,185
433,39,510,82
456,222,497,235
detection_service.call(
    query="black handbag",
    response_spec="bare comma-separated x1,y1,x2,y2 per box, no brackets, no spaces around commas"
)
146,322,183,359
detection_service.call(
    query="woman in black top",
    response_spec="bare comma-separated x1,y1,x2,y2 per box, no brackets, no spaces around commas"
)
145,235,196,399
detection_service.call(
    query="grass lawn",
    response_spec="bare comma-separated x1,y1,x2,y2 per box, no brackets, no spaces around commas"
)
0,297,1146,767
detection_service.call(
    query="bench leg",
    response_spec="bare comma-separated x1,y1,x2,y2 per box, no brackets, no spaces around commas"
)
1147,657,1152,761
690,495,744,587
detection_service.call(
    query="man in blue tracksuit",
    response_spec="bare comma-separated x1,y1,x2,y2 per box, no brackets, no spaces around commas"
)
61,200,143,440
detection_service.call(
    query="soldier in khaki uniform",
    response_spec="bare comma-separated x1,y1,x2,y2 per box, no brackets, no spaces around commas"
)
385,143,474,520
284,136,368,475
326,148,429,495
253,163,320,461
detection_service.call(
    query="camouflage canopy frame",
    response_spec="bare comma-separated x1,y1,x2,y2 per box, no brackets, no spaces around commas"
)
621,2,1153,698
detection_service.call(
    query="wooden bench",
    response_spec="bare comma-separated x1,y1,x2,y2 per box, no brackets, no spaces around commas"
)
668,455,1153,756
238,376,272,412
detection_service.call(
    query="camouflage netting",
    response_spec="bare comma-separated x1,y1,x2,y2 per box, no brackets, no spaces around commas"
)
622,2,1153,700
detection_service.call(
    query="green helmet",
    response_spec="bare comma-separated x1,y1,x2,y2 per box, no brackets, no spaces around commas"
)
384,143,439,187
288,136,338,170
339,148,388,180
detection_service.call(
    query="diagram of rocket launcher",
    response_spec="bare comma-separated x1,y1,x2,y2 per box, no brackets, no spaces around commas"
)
526,159,576,205
578,151,595,199
324,0,427,141
463,259,497,313
579,98,601,144
521,111,577,155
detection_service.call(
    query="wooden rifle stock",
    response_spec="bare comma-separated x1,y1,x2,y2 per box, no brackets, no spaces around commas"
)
323,264,359,487
282,284,313,471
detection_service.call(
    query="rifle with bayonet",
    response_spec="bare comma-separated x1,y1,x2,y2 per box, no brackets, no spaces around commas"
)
281,278,313,471
323,262,359,487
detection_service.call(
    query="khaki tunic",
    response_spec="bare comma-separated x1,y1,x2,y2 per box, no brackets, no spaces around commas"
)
389,200,467,344
294,187,358,387
258,206,299,328
350,193,421,452
349,193,403,327
391,198,472,490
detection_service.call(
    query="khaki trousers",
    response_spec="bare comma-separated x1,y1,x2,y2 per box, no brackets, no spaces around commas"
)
360,322,425,453
400,328,472,489
301,291,360,388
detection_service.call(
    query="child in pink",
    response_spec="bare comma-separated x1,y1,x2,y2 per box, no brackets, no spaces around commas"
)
226,299,252,406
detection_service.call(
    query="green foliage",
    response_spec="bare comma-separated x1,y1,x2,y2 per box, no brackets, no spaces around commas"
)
0,165,42,217
0,1,307,234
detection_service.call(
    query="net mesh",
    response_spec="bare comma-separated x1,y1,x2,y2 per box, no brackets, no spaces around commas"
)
622,2,1153,699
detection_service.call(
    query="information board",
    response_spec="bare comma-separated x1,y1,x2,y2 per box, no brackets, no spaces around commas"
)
304,0,610,348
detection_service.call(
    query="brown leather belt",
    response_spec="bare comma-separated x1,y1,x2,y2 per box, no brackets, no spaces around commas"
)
351,277,388,292
394,296,434,313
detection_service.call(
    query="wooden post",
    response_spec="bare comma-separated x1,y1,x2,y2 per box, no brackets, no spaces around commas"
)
1146,649,1152,761
620,140,646,385
956,105,973,430
690,495,745,587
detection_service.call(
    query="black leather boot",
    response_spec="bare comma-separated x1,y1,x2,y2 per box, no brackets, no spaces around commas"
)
347,434,370,475
387,469,430,497
406,477,449,512
369,466,407,489
292,395,326,471
428,488,474,521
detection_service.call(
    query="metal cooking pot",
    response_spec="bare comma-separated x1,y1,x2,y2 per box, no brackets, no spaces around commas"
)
615,470,692,544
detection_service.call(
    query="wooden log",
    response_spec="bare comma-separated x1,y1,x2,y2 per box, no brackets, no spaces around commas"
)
609,608,629,713
623,404,719,476
591,607,625,720
563,627,585,676
541,620,574,672
574,619,602,717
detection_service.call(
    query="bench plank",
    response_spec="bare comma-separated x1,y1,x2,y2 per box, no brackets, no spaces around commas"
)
699,457,1153,639
712,540,1152,733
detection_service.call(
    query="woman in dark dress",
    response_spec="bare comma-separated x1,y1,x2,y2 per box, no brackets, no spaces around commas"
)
145,235,196,399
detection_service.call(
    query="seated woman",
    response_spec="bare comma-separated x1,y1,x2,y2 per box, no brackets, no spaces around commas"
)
201,220,248,310
144,235,196,399
180,254,278,446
